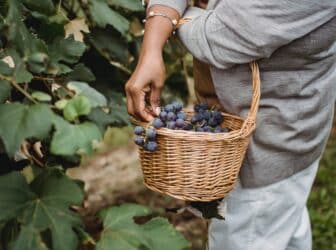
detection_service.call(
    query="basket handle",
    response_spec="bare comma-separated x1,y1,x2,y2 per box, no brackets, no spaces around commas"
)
239,62,261,136
178,17,261,136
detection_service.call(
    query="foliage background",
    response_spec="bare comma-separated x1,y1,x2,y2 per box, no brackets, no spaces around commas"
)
0,0,334,249
0,0,190,249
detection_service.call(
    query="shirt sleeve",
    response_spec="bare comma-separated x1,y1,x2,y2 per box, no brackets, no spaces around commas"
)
177,0,336,69
147,0,189,16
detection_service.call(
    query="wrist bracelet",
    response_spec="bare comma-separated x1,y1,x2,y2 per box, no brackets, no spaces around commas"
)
142,11,178,33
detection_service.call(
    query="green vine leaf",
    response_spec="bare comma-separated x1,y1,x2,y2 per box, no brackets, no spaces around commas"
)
63,95,92,121
0,80,11,103
141,218,190,250
96,204,189,250
67,81,107,108
32,91,52,102
0,103,54,156
6,0,48,58
66,63,96,82
21,0,55,16
89,0,130,35
12,226,49,250
108,0,144,12
50,116,102,156
48,36,86,75
0,169,85,250
27,52,49,73
49,36,86,64
89,29,130,65
5,49,33,83
0,60,14,75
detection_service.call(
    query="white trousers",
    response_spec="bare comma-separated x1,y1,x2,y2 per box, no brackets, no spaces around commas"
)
208,159,320,250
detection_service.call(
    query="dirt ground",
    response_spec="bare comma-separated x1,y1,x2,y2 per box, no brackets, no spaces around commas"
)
68,143,208,250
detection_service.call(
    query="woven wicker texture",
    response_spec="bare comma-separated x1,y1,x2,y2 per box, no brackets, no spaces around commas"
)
133,62,261,201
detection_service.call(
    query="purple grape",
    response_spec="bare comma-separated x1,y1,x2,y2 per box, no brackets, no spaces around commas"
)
159,111,167,121
203,126,212,132
191,116,198,124
173,102,183,112
134,126,144,135
199,103,209,110
146,128,156,141
183,123,193,130
176,118,185,128
167,112,177,121
177,111,186,120
213,111,224,123
152,118,164,129
214,128,222,133
196,127,205,132
194,104,202,112
203,111,211,121
208,117,218,127
167,121,176,129
195,113,204,121
134,136,144,146
146,141,158,152
222,128,230,133
165,104,174,112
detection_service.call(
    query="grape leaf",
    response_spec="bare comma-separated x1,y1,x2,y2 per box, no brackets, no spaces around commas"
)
96,204,189,250
89,29,130,64
0,103,54,156
141,218,190,250
65,18,90,42
50,116,102,156
0,60,14,75
87,104,129,132
67,81,107,108
5,49,34,83
89,0,129,35
47,36,86,75
6,0,48,57
63,95,92,121
49,36,86,64
32,91,52,102
12,226,49,250
0,170,84,250
66,63,96,82
108,0,144,11
27,52,49,73
0,80,11,103
21,0,55,15
95,204,152,250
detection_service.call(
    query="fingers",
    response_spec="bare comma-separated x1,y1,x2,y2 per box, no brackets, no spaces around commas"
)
125,89,134,116
126,83,153,122
150,82,163,116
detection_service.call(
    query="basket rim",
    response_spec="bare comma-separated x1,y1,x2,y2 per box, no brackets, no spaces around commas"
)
131,62,260,140
131,109,253,141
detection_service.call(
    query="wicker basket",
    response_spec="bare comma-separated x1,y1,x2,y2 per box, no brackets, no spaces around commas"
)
133,62,261,201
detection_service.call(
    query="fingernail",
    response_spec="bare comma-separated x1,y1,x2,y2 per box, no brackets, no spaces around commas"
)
155,107,161,115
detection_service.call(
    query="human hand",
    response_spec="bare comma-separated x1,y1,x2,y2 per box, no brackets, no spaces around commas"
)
125,52,165,122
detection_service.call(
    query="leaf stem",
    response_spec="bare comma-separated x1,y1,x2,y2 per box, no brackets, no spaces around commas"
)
0,74,38,104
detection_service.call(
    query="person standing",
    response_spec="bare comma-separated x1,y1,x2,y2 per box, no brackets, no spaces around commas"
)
125,1,336,249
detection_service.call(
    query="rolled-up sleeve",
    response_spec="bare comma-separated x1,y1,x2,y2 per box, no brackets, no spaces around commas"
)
148,0,189,16
178,0,336,69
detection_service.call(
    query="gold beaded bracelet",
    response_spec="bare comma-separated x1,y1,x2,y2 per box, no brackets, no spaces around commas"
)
142,11,178,34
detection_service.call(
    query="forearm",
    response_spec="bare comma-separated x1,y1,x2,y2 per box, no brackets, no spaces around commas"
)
140,5,180,58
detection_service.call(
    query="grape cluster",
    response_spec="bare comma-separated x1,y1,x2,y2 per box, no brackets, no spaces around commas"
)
133,102,230,152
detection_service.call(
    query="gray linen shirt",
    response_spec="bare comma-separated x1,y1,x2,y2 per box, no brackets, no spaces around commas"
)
148,0,336,187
